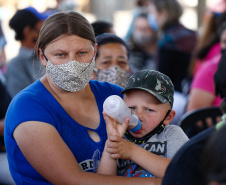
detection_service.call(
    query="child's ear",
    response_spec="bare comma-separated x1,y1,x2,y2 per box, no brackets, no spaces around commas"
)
163,110,176,126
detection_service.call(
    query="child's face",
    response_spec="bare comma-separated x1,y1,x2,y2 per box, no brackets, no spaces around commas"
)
124,89,172,138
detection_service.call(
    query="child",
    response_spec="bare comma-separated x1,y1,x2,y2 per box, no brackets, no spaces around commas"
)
97,69,189,180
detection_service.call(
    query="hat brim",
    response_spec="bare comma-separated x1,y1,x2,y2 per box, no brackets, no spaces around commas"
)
121,87,168,104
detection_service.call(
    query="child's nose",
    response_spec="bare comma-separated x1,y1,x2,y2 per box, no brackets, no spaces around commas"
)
137,110,144,122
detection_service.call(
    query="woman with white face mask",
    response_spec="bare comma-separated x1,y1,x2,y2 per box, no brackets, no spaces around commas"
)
91,33,131,88
127,13,158,74
4,11,159,185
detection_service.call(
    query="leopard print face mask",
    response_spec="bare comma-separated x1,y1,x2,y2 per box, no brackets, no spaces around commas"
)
46,57,95,92
95,65,130,88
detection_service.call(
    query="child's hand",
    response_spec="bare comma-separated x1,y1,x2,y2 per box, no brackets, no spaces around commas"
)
106,135,134,160
103,112,130,137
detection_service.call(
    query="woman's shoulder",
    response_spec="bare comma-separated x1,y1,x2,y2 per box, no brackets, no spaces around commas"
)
9,79,51,111
14,79,44,97
90,80,123,97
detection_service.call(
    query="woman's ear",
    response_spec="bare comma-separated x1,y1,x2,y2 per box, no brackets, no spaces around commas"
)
39,48,47,67
94,43,98,58
164,110,176,126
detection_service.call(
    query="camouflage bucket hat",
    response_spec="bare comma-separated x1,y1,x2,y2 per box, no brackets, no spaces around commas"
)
121,70,174,106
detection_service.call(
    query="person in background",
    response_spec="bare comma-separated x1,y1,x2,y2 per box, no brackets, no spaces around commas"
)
4,11,159,185
0,69,14,184
189,7,226,77
217,98,226,127
202,124,226,185
125,0,149,42
214,44,226,99
98,70,188,184
91,21,115,37
0,21,7,74
148,0,197,93
5,7,48,98
91,33,130,88
45,0,77,13
186,22,226,112
127,12,157,74
0,71,11,151
161,52,226,185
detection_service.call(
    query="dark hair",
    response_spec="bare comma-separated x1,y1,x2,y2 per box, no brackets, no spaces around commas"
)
189,12,226,77
91,21,113,37
202,124,226,184
218,21,226,38
36,11,95,54
220,98,226,113
136,0,149,7
9,9,39,41
214,52,226,98
196,12,226,60
149,0,183,30
95,33,130,58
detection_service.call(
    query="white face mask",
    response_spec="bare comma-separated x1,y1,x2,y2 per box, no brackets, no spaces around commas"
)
95,65,130,88
46,57,95,92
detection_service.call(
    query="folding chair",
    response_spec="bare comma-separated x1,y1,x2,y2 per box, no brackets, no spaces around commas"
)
178,106,222,138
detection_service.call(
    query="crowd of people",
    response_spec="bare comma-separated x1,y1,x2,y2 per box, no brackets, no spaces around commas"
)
0,0,226,184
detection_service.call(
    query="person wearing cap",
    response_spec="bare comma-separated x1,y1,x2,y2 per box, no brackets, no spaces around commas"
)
5,7,48,98
98,69,189,183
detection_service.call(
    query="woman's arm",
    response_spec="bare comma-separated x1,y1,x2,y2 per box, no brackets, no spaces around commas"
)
14,121,161,185
97,113,129,175
97,139,117,175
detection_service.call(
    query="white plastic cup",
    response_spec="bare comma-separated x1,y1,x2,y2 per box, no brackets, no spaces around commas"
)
103,95,141,132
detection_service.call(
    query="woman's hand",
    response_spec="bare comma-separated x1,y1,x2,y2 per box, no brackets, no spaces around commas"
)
103,112,130,137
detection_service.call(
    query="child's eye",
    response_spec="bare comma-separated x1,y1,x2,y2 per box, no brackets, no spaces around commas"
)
146,108,153,112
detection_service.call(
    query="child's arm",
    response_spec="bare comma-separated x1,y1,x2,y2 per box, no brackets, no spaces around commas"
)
107,135,171,178
97,113,130,175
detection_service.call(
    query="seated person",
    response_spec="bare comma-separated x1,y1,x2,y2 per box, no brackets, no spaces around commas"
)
91,33,131,88
126,12,157,74
202,124,226,185
186,22,226,112
6,7,47,98
214,48,226,99
97,70,189,184
0,70,11,150
0,70,14,184
162,57,226,184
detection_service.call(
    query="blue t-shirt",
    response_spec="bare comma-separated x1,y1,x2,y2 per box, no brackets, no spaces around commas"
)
4,80,123,185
